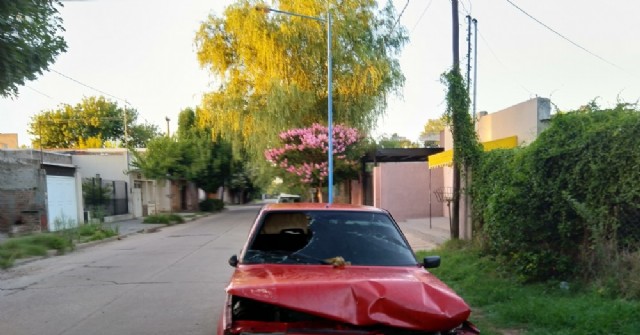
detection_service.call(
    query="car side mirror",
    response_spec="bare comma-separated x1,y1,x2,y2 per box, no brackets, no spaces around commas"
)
423,256,441,269
228,254,239,267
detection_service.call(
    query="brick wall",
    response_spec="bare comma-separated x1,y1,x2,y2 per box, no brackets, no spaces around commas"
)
0,153,46,234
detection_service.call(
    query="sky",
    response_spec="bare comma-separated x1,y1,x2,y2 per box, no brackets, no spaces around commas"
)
2,0,640,147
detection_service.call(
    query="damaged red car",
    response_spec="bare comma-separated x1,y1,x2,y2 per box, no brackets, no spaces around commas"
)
221,203,479,335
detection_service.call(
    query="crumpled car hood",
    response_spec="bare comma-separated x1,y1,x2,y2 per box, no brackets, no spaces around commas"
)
227,264,471,331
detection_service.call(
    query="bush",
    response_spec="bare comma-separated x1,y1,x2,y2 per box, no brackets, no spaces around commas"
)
143,214,185,225
471,104,640,295
199,198,225,212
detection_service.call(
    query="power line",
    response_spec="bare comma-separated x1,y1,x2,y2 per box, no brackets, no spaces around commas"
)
410,0,434,34
477,29,533,96
391,0,410,33
25,85,55,100
50,69,131,104
505,0,625,72
459,0,471,16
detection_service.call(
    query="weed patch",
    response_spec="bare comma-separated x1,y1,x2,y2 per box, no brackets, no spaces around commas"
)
0,234,72,269
0,224,118,269
143,214,185,225
419,240,640,334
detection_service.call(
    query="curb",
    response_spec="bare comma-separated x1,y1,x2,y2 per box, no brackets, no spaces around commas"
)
6,225,169,269
3,212,216,270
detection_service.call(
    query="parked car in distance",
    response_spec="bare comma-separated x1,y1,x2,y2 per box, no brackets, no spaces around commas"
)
221,203,479,335
276,193,301,203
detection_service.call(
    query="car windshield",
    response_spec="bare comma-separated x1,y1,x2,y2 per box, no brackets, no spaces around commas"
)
243,210,418,266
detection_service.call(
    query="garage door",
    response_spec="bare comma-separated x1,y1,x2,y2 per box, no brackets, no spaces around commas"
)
46,175,79,231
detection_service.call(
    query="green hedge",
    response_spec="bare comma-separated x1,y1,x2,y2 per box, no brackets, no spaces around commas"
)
471,104,640,295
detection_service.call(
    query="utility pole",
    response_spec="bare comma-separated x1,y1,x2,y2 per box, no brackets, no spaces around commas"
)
452,1,460,67
451,0,461,239
472,18,478,123
466,15,472,92
124,103,129,169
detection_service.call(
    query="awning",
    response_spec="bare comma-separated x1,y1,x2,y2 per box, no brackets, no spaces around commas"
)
428,150,453,169
427,136,518,169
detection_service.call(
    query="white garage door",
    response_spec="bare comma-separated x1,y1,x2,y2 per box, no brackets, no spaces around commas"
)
46,175,79,231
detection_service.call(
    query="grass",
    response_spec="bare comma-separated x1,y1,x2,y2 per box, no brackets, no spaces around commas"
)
74,223,119,243
0,223,118,269
418,240,640,334
0,234,72,269
143,213,185,225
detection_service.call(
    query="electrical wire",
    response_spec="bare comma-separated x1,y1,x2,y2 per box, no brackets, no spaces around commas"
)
391,0,410,33
25,85,55,100
459,0,471,16
410,0,433,34
477,29,533,96
50,69,131,104
505,0,625,72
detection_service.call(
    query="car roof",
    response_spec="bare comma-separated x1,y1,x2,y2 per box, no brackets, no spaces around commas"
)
261,202,388,213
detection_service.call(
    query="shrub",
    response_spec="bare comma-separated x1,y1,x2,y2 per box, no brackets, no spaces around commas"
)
199,198,225,212
143,214,185,224
471,104,640,294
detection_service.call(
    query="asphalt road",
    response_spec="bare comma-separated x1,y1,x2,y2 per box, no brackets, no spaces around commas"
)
0,205,260,335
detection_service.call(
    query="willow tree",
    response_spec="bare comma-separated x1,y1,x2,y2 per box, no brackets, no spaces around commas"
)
195,0,407,168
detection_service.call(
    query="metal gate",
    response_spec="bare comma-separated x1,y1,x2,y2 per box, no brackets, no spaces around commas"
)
83,176,128,218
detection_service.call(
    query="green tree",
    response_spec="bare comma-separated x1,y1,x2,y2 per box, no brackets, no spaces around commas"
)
132,108,233,195
228,157,259,204
419,117,445,147
377,133,418,148
128,123,163,148
1,0,67,97
28,96,160,148
195,0,407,167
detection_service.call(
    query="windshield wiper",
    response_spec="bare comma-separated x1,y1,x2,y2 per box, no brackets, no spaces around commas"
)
286,252,332,265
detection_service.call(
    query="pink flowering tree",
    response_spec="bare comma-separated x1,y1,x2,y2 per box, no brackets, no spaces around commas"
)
265,123,364,202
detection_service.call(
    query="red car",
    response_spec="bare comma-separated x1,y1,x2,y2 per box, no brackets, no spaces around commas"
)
221,203,479,335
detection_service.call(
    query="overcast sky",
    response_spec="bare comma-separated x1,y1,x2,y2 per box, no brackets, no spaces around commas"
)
2,0,639,146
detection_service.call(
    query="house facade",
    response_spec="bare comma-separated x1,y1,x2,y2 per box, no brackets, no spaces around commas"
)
0,150,83,234
0,148,200,236
0,133,19,149
68,149,199,219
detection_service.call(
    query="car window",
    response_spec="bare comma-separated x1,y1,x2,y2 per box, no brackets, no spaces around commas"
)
243,210,417,266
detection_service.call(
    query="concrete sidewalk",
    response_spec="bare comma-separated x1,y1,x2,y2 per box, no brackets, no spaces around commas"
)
0,213,211,244
396,216,451,251
103,212,213,236
103,218,163,236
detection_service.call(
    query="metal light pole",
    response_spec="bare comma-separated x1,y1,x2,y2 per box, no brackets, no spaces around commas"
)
258,6,334,204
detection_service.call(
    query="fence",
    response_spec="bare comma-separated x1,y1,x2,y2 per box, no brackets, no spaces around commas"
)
82,176,128,218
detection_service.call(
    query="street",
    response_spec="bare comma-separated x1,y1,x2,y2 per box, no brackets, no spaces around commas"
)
0,205,259,335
